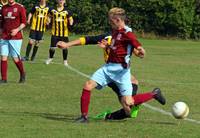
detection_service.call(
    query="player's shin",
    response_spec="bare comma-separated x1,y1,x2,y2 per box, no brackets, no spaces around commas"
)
105,108,129,120
62,49,68,60
81,89,91,118
31,46,39,61
133,92,154,105
14,60,25,83
1,60,7,81
25,43,33,59
49,48,55,58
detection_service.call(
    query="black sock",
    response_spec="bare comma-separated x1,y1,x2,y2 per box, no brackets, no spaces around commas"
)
105,108,129,120
25,43,32,58
132,84,138,95
62,49,68,60
31,46,38,61
49,49,55,58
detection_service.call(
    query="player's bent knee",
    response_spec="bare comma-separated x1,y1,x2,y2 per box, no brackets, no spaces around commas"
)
121,96,134,106
83,80,97,91
29,40,35,45
131,76,139,85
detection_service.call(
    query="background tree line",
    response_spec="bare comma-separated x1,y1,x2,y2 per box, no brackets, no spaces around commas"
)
17,0,200,39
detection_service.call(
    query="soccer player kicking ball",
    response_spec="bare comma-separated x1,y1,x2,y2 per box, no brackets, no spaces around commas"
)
0,0,26,84
57,34,141,119
58,7,166,123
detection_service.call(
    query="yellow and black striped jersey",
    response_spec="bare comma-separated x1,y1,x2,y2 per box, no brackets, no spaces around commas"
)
50,7,73,37
30,4,50,32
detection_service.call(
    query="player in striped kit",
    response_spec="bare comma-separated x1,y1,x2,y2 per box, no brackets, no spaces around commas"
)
45,0,73,66
23,0,50,61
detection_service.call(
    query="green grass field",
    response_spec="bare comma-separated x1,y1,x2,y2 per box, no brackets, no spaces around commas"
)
0,31,200,138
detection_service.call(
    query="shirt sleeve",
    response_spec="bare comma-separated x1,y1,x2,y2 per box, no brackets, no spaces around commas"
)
20,6,27,25
126,32,142,48
85,34,110,45
79,37,86,45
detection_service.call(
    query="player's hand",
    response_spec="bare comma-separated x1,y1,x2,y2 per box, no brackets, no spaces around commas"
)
135,47,145,58
97,39,108,49
10,28,19,36
27,20,30,25
56,41,69,49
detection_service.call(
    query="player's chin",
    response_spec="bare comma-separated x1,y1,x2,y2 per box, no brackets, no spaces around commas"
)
137,54,144,58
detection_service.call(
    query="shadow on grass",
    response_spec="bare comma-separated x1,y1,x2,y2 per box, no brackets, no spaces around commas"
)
0,111,75,122
0,111,176,125
0,110,128,123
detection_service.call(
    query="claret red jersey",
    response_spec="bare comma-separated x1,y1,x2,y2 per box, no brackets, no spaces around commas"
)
107,26,142,65
1,3,26,40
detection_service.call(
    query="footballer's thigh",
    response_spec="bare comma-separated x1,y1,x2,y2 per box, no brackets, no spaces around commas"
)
89,66,112,91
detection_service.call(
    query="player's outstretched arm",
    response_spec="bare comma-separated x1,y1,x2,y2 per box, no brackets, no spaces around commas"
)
57,39,82,49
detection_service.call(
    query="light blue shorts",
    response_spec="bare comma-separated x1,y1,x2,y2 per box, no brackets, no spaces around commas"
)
0,40,22,58
91,63,132,96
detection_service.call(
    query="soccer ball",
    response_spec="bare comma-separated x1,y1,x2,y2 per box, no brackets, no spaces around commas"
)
172,102,189,119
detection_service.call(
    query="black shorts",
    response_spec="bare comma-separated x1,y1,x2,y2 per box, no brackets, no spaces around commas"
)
50,35,69,48
29,30,44,41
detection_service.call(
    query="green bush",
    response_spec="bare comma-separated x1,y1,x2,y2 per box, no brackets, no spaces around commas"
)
19,0,200,39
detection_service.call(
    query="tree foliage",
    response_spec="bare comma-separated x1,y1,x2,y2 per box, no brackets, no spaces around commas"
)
18,0,200,39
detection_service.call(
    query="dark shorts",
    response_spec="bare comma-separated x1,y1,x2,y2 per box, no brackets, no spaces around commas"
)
50,35,69,48
29,30,44,41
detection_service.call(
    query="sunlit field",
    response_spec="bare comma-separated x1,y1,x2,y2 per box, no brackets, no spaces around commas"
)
0,31,199,138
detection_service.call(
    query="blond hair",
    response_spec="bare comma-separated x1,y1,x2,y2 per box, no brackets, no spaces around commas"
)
108,7,126,20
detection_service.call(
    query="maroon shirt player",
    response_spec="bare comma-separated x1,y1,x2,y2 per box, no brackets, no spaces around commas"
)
73,7,166,122
0,0,26,84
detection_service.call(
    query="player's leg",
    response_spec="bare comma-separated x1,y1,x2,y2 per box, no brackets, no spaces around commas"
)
104,75,139,120
24,30,36,61
105,88,166,120
30,41,39,61
24,39,35,61
75,79,98,123
105,78,134,120
133,88,166,105
31,31,44,61
62,49,68,66
0,40,9,83
131,75,138,95
108,75,138,97
45,36,57,65
9,40,26,83
61,37,69,66
0,56,8,84
76,66,110,123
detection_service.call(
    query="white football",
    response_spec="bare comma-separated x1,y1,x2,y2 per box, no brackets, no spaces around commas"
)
172,102,189,119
